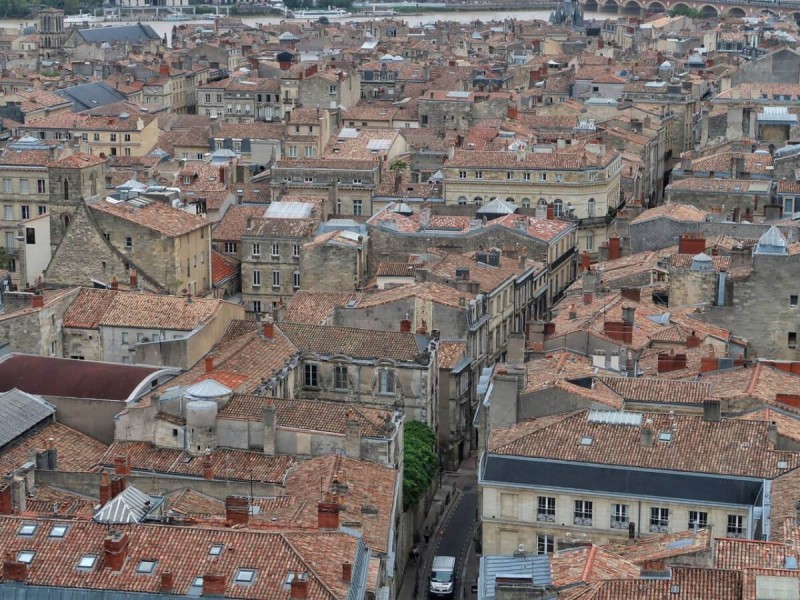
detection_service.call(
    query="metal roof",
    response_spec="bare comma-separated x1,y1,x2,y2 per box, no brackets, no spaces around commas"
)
93,486,160,524
587,410,643,427
755,225,788,255
265,202,315,219
477,198,516,215
758,106,799,124
478,554,552,599
78,23,161,44
186,379,231,399
55,82,128,113
0,388,55,448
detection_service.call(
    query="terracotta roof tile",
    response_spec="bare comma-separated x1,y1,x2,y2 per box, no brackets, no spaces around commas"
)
630,203,708,224
714,538,790,570
212,205,266,242
599,377,712,405
283,291,365,325
550,545,640,588
212,250,239,286
90,200,208,237
356,282,475,311
278,322,422,362
438,341,466,370
604,529,712,564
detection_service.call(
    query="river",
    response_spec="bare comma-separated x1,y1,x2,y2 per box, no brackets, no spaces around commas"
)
0,9,614,40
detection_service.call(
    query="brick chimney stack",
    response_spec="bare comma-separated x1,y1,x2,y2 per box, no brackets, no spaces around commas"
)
400,315,411,333
0,483,12,514
130,271,138,288
225,496,249,526
342,562,352,583
203,573,226,596
160,571,175,593
318,493,340,530
202,453,214,480
31,295,44,309
205,355,214,373
3,553,27,583
113,454,131,476
110,276,119,291
103,531,130,572
290,572,309,599
262,316,274,340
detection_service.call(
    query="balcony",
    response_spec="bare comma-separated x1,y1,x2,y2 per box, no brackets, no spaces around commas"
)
649,524,668,534
537,513,555,523
573,517,593,527
610,519,630,529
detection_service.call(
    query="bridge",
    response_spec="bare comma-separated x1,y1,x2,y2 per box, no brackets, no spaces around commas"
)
579,0,800,20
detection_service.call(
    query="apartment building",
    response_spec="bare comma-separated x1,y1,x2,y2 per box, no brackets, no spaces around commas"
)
196,78,282,123
479,402,794,555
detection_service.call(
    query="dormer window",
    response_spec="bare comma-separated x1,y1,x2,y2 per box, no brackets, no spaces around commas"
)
183,175,191,185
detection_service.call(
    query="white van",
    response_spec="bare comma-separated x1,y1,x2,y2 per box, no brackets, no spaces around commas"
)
429,556,456,597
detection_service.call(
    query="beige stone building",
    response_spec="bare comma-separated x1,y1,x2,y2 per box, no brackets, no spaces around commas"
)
479,404,792,555
442,142,622,253
196,78,282,123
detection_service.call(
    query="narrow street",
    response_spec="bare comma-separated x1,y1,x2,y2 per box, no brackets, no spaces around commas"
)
431,484,478,599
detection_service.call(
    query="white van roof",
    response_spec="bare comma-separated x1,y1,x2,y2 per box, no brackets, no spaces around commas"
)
432,556,456,570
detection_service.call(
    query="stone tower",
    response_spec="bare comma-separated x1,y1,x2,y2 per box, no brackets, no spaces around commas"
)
47,153,107,250
38,8,66,55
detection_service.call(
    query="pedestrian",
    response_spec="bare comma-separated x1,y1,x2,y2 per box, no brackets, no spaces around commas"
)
412,545,420,566
424,525,431,544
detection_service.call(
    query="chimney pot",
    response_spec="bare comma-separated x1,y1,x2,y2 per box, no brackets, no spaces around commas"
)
113,454,131,476
3,554,28,582
318,497,340,529
31,295,44,309
290,572,309,599
262,317,274,340
225,496,249,526
203,573,226,596
342,561,352,583
204,355,214,373
607,236,621,260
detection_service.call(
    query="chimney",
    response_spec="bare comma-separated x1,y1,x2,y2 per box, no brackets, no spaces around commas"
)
3,553,27,583
400,316,412,333
202,453,214,480
318,494,340,529
701,356,718,373
0,483,12,514
31,295,44,309
113,454,131,476
686,331,701,348
640,421,654,447
568,304,577,320
580,251,591,272
262,316,274,340
607,236,621,260
703,399,721,422
583,292,593,305
678,233,706,256
768,421,778,447
130,271,138,288
161,571,175,593
225,496,249,526
110,276,119,291
628,522,635,542
110,475,127,499
620,288,640,303
345,410,361,459
204,355,214,373
262,399,276,456
99,471,111,505
622,306,635,325
160,63,170,76
218,166,225,185
658,351,687,373
203,573,226,596
342,561,352,583
290,572,309,599
546,204,554,220
103,531,130,571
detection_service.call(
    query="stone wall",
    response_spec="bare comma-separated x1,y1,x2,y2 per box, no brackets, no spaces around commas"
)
668,269,717,308
43,394,126,444
300,239,366,292
0,289,79,356
629,219,800,253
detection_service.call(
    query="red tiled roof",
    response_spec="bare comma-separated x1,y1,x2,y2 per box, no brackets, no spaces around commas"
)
212,250,239,286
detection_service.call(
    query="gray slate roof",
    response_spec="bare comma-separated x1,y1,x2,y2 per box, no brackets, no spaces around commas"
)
78,23,161,44
0,388,55,449
55,82,128,112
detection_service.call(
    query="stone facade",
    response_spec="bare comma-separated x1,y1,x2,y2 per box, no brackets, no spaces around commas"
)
300,233,368,293
298,70,361,111
0,289,79,356
47,154,107,250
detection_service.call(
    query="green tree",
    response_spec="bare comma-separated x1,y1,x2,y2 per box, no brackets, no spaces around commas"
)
403,421,438,510
389,159,409,172
669,5,699,18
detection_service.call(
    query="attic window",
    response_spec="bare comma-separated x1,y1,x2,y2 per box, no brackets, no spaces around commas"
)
234,568,257,585
209,544,224,556
18,523,37,537
136,560,158,574
779,461,789,469
657,432,672,443
49,524,68,538
579,436,593,446
77,555,97,570
17,551,35,564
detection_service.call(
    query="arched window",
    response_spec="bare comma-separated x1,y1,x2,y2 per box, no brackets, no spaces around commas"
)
63,178,69,201
474,196,483,206
522,198,531,208
587,197,595,218
553,199,563,217
506,197,515,204
537,198,547,206
458,196,467,205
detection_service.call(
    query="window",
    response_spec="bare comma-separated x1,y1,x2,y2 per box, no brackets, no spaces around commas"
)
574,500,593,526
791,295,799,308
292,244,300,258
292,270,300,289
38,206,47,216
353,200,363,216
18,523,37,536
587,198,595,218
553,199,563,217
124,134,131,142
379,369,396,394
539,173,547,182
555,173,563,182
611,504,629,528
506,171,513,180
332,364,349,390
586,232,594,251
329,85,337,95
271,243,279,257
523,172,531,181
650,507,669,533
727,515,745,538
3,178,12,193
272,270,280,288
458,196,467,205
353,178,362,185
110,134,117,142
234,569,257,585
3,205,12,220
475,171,483,179
459,171,467,179
77,554,97,569
209,545,224,556
688,511,707,531
252,243,261,257
522,198,531,209
17,551,35,564
121,332,129,344
224,242,238,254
252,300,262,314
537,496,555,522
537,534,554,555
252,270,261,287
216,94,222,103
288,145,297,158
49,524,68,538
124,148,132,157
20,179,29,194
790,332,797,349
21,205,29,220
233,140,241,152
93,133,100,142
125,236,133,248
136,560,157,574
37,179,46,194
304,363,319,388
474,197,483,206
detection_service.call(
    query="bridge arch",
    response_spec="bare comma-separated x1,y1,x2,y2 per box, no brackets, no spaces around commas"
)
646,1,667,13
670,2,691,14
759,8,779,18
724,6,746,17
622,0,642,13
600,0,619,12
792,11,800,23
697,4,719,18
583,0,599,10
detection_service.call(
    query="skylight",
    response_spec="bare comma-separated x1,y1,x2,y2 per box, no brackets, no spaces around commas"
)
579,436,593,446
136,560,158,574
77,555,97,570
234,569,256,584
18,523,37,537
49,524,68,538
209,545,223,556
658,432,673,443
17,551,35,564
